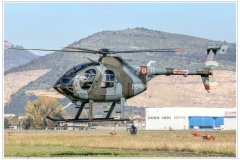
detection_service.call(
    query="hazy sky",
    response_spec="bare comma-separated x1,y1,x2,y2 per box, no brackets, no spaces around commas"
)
4,2,237,56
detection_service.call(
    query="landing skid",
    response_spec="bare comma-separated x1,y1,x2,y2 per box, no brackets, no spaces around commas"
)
47,98,128,123
46,116,129,122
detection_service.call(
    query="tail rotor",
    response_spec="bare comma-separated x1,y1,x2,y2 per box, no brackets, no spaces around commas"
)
201,45,228,91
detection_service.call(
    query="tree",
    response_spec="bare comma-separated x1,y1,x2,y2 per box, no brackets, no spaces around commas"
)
9,116,19,126
21,117,32,130
4,118,11,129
47,121,56,130
26,96,66,129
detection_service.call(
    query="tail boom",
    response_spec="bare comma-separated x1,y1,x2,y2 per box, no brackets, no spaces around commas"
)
151,68,212,76
141,45,228,91
150,67,215,91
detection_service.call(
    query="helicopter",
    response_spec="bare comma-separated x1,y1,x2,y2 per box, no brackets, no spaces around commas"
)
9,45,228,122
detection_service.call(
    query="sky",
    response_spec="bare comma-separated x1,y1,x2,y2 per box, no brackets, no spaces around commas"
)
3,2,237,56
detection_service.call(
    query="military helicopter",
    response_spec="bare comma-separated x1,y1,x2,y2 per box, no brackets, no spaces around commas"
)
9,45,228,122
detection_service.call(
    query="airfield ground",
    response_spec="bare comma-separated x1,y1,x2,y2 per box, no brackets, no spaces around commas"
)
4,129,236,158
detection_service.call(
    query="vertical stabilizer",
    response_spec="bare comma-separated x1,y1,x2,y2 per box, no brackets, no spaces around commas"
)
202,45,228,91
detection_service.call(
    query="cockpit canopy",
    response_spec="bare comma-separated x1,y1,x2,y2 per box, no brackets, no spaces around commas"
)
80,69,97,90
55,62,99,84
80,69,96,81
53,62,99,96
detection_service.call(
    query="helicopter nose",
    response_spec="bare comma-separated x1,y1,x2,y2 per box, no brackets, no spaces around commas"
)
53,83,65,95
53,78,75,96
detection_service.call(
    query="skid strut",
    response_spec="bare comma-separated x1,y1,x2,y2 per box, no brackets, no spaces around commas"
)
74,102,86,119
89,100,94,121
46,100,129,122
105,102,116,118
120,98,125,119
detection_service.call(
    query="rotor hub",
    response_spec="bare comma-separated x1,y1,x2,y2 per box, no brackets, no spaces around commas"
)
99,48,110,52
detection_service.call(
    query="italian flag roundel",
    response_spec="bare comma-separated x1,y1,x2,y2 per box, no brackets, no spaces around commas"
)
140,66,148,75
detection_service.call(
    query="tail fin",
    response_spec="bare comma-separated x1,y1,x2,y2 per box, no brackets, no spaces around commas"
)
204,45,228,69
202,45,228,91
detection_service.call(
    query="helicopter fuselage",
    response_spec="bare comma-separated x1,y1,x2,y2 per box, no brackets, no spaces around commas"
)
54,56,154,103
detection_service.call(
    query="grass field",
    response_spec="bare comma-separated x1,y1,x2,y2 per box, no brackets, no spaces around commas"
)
4,129,236,158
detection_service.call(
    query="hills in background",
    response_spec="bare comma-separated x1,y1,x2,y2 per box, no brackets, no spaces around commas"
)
4,41,39,71
4,28,236,116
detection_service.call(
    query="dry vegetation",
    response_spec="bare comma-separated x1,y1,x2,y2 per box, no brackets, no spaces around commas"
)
4,130,236,158
25,89,65,99
128,70,236,108
4,69,51,104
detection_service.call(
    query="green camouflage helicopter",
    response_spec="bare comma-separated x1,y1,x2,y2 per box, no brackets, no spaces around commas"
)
9,45,228,122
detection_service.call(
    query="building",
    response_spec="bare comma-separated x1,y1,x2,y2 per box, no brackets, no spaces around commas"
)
224,110,237,130
4,114,16,119
58,122,87,130
146,107,236,130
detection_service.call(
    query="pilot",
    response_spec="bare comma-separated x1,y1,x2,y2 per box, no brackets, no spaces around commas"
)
82,74,88,80
89,74,95,82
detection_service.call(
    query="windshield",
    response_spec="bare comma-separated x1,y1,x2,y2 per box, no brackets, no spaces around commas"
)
54,62,99,86
80,69,96,81
80,69,97,90
63,62,99,77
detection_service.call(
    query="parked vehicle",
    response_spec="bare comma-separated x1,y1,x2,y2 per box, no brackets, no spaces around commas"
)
213,125,224,130
193,126,199,130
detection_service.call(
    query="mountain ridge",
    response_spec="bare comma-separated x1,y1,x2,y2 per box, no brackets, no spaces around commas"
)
4,40,39,71
4,28,236,115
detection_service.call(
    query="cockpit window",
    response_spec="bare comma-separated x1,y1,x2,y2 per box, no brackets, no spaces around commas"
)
80,69,96,90
62,62,99,78
80,69,96,81
101,70,115,88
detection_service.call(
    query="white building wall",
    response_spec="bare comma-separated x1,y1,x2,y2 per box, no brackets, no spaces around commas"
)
224,117,236,130
146,107,236,130
146,108,189,130
224,109,237,130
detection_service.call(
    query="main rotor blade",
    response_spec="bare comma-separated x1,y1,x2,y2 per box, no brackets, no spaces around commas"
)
8,48,94,53
8,47,185,55
65,47,184,54
115,48,184,53
64,47,112,54
64,46,99,52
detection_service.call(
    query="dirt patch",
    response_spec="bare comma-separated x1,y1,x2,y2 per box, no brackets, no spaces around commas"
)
4,69,51,105
25,89,65,99
127,70,236,108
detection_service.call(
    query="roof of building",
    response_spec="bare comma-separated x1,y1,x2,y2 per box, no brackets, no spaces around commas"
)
4,114,16,118
146,107,236,117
